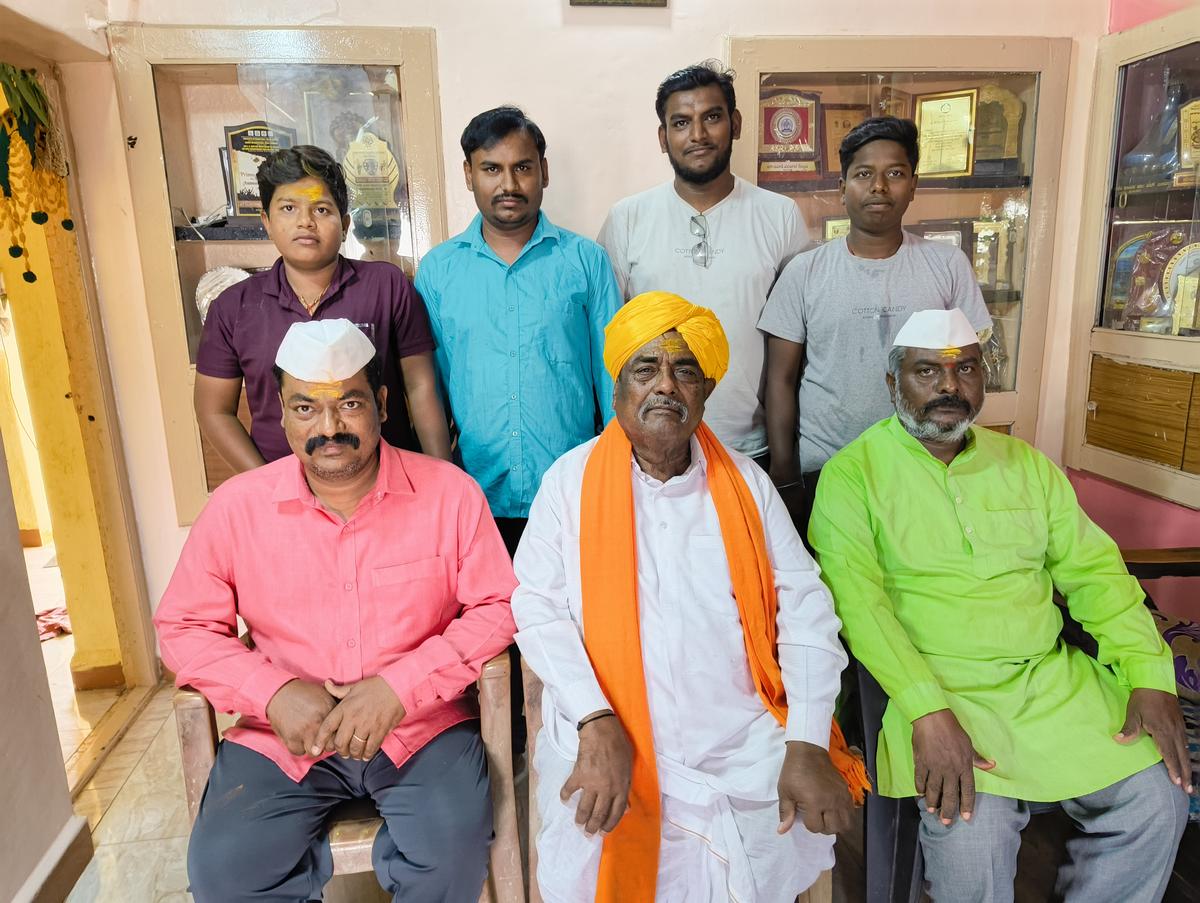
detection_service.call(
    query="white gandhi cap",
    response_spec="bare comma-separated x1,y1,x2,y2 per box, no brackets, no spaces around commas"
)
274,318,376,383
892,308,979,350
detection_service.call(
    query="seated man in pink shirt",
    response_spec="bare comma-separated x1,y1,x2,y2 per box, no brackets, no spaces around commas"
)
155,319,517,903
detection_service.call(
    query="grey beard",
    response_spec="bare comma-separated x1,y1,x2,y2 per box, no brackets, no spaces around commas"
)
895,392,977,444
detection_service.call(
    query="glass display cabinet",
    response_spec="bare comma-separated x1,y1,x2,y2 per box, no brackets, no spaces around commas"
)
728,37,1071,441
1065,6,1200,508
110,26,448,523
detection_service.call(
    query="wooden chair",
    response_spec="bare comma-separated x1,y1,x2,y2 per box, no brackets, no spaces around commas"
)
519,658,834,903
174,649,524,903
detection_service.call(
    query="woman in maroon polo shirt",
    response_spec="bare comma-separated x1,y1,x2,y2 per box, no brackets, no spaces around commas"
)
195,146,451,470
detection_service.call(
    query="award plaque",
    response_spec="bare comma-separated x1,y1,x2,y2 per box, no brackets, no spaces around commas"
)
1172,274,1199,335
1173,98,1200,188
1102,229,1153,329
758,90,820,183
823,217,851,241
974,85,1024,177
224,121,298,218
906,219,973,255
822,104,869,177
914,89,977,178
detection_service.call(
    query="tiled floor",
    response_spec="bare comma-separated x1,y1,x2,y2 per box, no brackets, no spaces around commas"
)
67,685,192,902
25,544,125,763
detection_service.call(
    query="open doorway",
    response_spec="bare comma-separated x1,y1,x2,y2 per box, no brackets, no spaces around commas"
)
0,276,126,773
1,55,159,795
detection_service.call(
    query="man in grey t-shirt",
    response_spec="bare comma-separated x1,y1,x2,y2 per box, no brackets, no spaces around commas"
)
758,116,991,532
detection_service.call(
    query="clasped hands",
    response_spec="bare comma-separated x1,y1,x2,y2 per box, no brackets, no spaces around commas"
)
265,676,406,761
912,688,1190,828
560,710,853,838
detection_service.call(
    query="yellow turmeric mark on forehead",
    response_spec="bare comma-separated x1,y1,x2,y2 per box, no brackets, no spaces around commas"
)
308,381,344,399
659,335,688,355
938,347,963,359
298,185,325,203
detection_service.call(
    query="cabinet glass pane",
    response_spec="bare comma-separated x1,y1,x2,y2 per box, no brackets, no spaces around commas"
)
151,63,415,362
756,71,1039,393
1101,43,1200,338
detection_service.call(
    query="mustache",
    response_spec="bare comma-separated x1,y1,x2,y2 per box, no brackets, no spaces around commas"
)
493,193,527,205
638,396,689,422
305,433,360,455
923,394,971,414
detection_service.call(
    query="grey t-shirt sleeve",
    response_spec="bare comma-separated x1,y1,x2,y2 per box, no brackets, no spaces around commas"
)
596,206,631,301
758,254,809,344
947,248,994,333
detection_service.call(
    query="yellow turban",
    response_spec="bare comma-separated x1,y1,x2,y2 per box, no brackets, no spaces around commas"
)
603,291,730,383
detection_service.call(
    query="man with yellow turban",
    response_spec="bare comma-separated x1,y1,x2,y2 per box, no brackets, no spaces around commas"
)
512,291,868,902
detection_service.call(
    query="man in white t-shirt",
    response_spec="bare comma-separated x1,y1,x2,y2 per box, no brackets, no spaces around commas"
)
597,60,809,460
758,116,992,534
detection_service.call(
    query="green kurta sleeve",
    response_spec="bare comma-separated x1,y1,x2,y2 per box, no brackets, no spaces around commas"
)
810,459,950,722
1038,456,1176,695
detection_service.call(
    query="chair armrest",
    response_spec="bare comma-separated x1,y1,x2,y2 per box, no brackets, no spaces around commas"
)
1120,547,1200,580
173,687,219,824
521,657,545,903
477,647,524,902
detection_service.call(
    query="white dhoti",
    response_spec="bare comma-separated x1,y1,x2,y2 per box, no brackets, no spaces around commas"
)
532,732,834,903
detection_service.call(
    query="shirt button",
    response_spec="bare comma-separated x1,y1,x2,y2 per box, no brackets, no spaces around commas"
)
508,305,515,312
347,639,356,648
344,582,353,591
965,526,974,535
512,430,519,437
955,496,964,504
659,522,668,530
511,465,519,471
510,351,516,358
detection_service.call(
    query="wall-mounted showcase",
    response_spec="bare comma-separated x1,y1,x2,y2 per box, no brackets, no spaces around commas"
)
1065,6,1200,508
110,26,448,524
728,36,1070,442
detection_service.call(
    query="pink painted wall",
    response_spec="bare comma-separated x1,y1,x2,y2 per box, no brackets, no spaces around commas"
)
1069,469,1200,620
1109,0,1194,33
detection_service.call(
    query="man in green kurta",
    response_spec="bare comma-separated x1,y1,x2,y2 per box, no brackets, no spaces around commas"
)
810,308,1190,902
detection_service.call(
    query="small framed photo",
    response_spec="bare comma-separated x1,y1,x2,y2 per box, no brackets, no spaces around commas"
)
823,216,852,242
905,219,973,255
822,105,869,177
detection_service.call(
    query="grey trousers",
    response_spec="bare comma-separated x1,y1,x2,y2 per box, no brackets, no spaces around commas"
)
187,722,492,903
916,762,1188,903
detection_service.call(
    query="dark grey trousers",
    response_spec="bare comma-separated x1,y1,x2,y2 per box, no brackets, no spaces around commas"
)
187,722,492,903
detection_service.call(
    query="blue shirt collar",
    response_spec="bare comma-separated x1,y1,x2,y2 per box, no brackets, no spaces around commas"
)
456,211,560,264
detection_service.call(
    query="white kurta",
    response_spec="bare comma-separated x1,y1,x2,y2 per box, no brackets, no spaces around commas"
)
512,435,848,902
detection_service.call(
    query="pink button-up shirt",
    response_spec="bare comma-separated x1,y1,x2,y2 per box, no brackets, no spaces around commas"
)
155,441,517,781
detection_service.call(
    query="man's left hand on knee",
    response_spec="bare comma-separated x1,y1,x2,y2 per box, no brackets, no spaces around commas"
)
315,676,407,761
1114,688,1193,793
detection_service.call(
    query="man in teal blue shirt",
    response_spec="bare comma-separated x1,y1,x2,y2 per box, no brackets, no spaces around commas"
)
415,107,621,554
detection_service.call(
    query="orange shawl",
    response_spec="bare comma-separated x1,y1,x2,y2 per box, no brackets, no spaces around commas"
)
579,420,869,902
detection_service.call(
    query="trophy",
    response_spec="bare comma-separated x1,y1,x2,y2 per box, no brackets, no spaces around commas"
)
1116,81,1189,189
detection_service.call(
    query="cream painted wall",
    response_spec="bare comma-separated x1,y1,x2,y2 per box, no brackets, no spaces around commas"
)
60,0,1109,608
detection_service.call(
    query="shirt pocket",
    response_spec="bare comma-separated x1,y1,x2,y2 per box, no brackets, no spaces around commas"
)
370,555,452,649
971,505,1048,580
537,272,590,365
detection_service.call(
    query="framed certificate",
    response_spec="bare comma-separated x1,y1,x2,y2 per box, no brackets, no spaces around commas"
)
914,89,977,178
223,121,298,218
822,104,869,177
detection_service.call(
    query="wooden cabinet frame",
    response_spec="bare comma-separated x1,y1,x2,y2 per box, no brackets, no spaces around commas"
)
1063,6,1200,509
109,25,449,524
726,35,1071,443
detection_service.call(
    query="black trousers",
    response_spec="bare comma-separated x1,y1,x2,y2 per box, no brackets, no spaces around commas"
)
187,723,491,903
